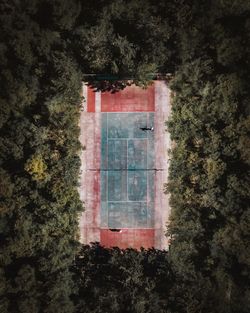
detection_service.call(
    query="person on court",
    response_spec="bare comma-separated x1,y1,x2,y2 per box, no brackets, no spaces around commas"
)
140,126,154,131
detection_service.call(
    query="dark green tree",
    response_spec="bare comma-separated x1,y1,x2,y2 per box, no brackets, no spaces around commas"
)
71,0,179,91
0,1,83,311
166,1,250,311
72,243,174,313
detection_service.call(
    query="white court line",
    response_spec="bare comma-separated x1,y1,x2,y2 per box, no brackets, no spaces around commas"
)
104,111,155,113
108,138,147,140
127,139,128,202
95,91,101,112
107,113,108,203
146,113,149,225
107,201,147,203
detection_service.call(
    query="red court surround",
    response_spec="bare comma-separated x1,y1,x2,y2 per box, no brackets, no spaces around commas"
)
101,84,155,112
101,229,155,249
87,87,96,112
86,84,156,249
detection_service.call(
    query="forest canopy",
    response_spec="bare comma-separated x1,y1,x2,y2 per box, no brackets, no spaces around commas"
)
0,0,249,312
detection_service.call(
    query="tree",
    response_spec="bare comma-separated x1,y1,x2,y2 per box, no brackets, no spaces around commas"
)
0,1,82,311
71,0,180,91
166,2,250,310
73,243,174,313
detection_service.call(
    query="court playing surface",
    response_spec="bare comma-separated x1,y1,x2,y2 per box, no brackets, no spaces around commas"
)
101,112,155,229
79,82,170,249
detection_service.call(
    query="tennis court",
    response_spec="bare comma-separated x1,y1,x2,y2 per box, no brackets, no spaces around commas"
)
100,112,155,229
79,81,170,249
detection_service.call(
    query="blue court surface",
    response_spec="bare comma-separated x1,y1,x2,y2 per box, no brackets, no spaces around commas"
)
101,113,155,228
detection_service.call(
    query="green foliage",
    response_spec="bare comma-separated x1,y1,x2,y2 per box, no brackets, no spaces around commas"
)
0,1,82,311
73,0,179,91
25,154,48,181
73,244,173,313
166,2,250,311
